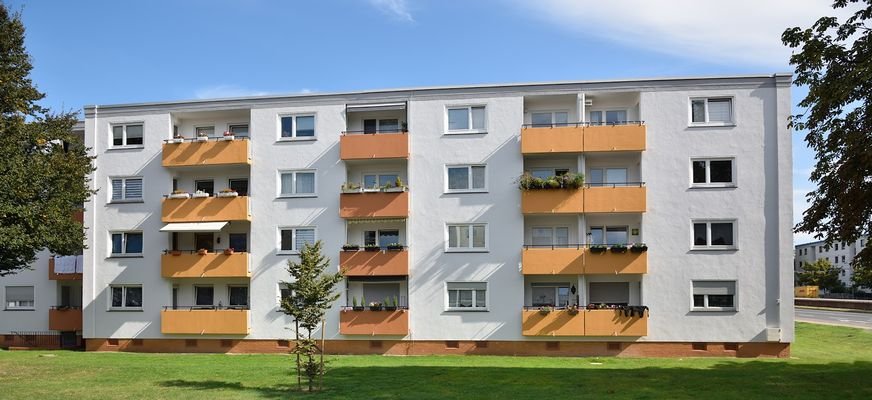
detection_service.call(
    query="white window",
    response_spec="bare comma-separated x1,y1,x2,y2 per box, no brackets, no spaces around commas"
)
110,232,143,256
110,177,143,202
279,115,316,139
228,124,249,137
691,158,735,187
531,282,571,307
109,285,143,310
447,223,487,251
692,220,736,249
588,168,628,186
279,170,316,197
531,111,569,127
278,227,316,254
690,97,733,125
363,118,401,133
195,126,215,138
692,281,736,311
5,286,35,310
277,283,292,307
531,227,570,247
446,165,486,192
589,110,628,125
589,226,629,245
446,106,486,133
363,173,400,191
228,286,249,308
446,282,487,311
194,285,214,306
111,123,144,147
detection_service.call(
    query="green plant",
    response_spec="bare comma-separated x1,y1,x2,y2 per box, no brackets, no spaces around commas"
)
341,182,361,191
393,295,398,308
538,306,553,315
566,305,579,315
352,296,358,307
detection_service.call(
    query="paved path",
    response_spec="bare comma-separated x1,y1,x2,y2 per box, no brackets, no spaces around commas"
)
796,307,872,329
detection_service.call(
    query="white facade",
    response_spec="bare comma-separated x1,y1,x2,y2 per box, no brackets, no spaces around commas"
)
71,74,793,350
795,237,868,288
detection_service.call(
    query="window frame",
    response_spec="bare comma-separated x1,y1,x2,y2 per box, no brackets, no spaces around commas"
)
445,281,489,312
277,169,317,198
227,123,249,138
530,110,570,127
444,164,487,193
530,226,571,247
690,280,737,312
109,176,144,203
362,171,402,191
445,223,488,253
690,157,736,188
445,105,487,134
5,286,35,310
277,113,317,141
193,285,214,307
688,97,735,126
691,220,738,250
109,231,144,257
277,226,317,255
588,108,630,125
109,122,145,149
108,284,143,311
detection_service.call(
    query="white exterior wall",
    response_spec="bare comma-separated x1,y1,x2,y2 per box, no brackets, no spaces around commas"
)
0,251,58,334
796,237,868,288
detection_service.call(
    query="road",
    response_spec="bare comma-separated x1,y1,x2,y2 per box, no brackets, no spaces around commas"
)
796,307,872,329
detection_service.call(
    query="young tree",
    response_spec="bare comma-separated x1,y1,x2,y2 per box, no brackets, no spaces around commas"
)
0,3,95,276
796,259,844,292
782,0,872,287
280,240,343,392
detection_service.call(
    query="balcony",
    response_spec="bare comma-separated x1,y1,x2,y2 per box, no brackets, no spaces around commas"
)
161,196,250,223
162,138,250,167
339,309,409,336
584,249,648,274
583,309,648,336
160,307,249,335
521,247,584,275
161,251,250,278
340,132,409,160
583,123,646,152
521,189,583,214
49,307,82,331
583,185,646,213
522,309,586,336
521,126,584,154
340,191,409,219
340,249,409,276
48,257,82,281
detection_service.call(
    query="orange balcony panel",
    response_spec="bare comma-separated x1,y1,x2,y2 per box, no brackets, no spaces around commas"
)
521,189,583,214
521,126,584,154
340,250,409,276
521,248,584,275
161,252,250,278
161,309,249,335
583,186,646,213
522,310,585,336
48,258,82,281
339,310,409,336
340,192,409,219
162,139,250,167
340,133,408,160
584,309,648,336
161,196,250,223
49,308,82,331
584,251,647,274
583,124,646,152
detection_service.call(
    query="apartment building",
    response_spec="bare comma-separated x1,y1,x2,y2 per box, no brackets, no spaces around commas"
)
0,123,86,349
1,74,793,357
795,237,868,289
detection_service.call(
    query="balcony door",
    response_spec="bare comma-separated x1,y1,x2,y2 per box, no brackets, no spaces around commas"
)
195,233,214,252
363,283,401,306
588,282,630,306
589,226,629,245
531,282,571,307
588,168,628,186
195,179,214,196
364,230,400,248
531,227,569,248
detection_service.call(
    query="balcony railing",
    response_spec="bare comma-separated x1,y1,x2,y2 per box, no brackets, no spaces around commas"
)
340,248,409,276
522,308,585,336
48,306,83,331
160,306,249,335
162,136,251,167
340,130,409,160
522,306,648,336
161,195,250,223
520,183,646,214
521,121,646,154
339,307,409,336
522,244,648,275
161,250,250,278
48,257,83,281
340,191,409,219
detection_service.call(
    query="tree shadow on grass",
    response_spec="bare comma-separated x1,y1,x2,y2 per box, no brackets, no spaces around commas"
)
159,360,872,399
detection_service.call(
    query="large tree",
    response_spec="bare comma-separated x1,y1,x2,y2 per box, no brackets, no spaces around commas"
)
796,259,845,292
0,3,95,276
783,0,872,287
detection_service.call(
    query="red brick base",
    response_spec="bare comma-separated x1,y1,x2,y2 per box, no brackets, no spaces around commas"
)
85,338,789,358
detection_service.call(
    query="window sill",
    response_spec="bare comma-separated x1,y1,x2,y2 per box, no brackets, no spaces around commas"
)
276,137,317,143
276,194,317,199
687,123,736,128
4,308,35,311
444,190,488,194
445,249,489,253
690,247,737,252
108,199,145,204
444,130,488,136
445,308,489,312
277,251,301,256
690,308,736,312
107,145,145,151
107,255,144,259
107,308,143,312
689,185,737,189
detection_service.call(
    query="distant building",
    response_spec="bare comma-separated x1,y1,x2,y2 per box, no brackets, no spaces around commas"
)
795,237,868,288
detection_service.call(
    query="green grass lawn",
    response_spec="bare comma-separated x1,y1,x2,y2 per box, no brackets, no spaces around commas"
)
1,323,870,399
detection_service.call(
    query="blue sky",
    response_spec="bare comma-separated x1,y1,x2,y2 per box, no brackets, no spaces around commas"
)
9,0,854,243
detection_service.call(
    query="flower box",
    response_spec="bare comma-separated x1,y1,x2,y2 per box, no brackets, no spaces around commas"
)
630,244,648,253
364,245,381,252
171,137,184,144
192,191,209,199
383,186,407,193
216,191,239,198
223,248,234,255
386,244,404,251
196,136,209,142
168,192,191,199
589,246,607,254
197,249,209,255
610,245,628,254
342,245,360,251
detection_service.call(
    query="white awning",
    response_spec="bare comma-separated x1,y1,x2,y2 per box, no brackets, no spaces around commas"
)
346,218,406,225
160,222,228,232
346,102,406,113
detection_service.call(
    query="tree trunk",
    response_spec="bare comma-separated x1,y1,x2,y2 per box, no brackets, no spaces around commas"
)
307,329,314,392
295,319,301,391
320,319,325,391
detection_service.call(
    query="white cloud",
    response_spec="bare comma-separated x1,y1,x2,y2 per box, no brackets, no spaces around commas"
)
194,85,271,99
517,0,856,67
368,0,414,22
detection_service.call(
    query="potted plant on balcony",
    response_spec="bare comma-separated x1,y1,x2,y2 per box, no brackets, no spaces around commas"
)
197,248,208,255
630,243,648,253
383,177,407,193
589,244,608,254
368,301,383,311
562,173,585,189
196,131,209,141
538,306,553,315
168,190,190,199
222,131,235,140
171,134,184,144
192,190,209,198
217,188,239,198
169,249,182,256
341,182,362,193
342,244,360,251
610,243,628,253
224,248,235,255
386,243,404,251
384,297,397,311
364,244,380,252
566,305,580,316
351,297,364,311
545,177,561,189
